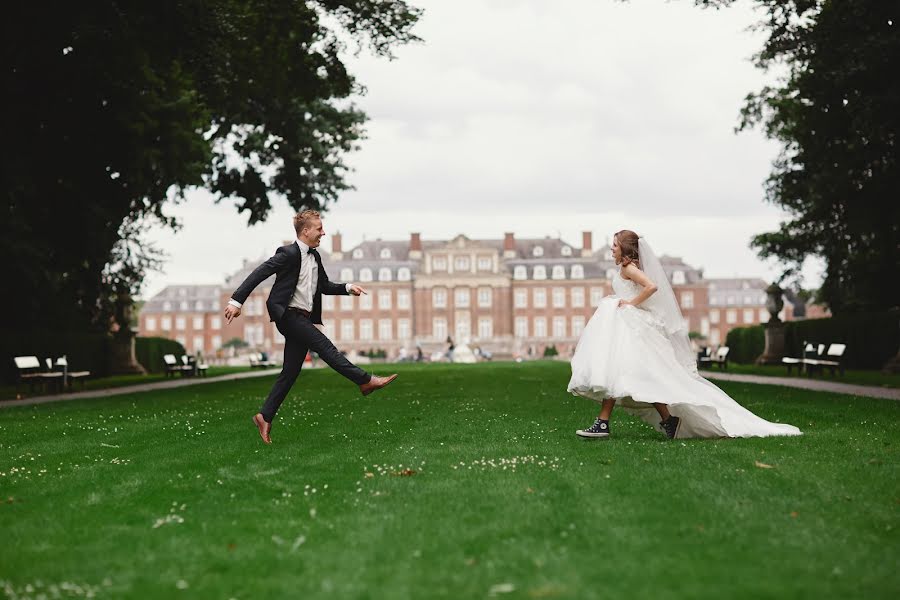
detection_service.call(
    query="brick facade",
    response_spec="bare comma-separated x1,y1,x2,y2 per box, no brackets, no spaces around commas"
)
138,232,800,360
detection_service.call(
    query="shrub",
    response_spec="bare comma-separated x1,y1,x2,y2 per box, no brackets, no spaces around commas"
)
725,325,765,364
784,311,899,369
724,310,899,368
135,337,187,373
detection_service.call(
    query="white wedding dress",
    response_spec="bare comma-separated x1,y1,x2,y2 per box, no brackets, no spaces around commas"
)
568,270,802,438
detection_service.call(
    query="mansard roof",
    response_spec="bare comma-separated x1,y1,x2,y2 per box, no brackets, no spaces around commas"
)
143,284,222,312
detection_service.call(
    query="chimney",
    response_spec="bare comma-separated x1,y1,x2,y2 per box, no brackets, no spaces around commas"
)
581,231,593,257
409,232,423,259
503,232,516,258
331,232,343,260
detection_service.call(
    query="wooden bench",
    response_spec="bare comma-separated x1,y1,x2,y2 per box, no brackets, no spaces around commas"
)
249,352,277,368
782,343,815,375
52,356,91,390
181,354,209,377
697,347,712,369
163,354,193,377
14,356,63,394
699,346,730,370
804,343,846,377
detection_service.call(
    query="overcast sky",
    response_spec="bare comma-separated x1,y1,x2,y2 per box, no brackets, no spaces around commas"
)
141,0,822,300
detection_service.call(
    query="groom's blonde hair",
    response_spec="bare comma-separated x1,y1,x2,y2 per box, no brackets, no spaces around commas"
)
293,210,321,235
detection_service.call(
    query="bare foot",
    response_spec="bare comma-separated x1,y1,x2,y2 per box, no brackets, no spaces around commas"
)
252,413,271,444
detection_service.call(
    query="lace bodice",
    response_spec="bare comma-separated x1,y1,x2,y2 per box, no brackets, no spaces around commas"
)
612,270,642,298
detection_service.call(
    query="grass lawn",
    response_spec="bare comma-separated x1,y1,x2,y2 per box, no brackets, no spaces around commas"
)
0,366,258,402
701,362,900,389
1,361,897,599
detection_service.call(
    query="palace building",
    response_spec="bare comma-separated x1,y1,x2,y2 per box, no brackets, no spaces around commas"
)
138,232,793,360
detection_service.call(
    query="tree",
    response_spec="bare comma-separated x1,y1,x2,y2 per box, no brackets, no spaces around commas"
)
3,1,421,333
696,0,899,314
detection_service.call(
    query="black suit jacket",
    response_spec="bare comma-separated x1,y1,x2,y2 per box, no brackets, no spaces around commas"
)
231,242,349,324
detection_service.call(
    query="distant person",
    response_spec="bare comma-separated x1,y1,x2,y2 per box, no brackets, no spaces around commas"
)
416,345,424,362
568,229,801,440
446,336,455,362
224,210,398,444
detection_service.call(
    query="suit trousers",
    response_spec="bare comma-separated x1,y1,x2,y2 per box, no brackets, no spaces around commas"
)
260,311,371,422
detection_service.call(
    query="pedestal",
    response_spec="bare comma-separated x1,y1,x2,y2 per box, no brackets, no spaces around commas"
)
108,331,147,375
756,319,786,366
883,351,900,374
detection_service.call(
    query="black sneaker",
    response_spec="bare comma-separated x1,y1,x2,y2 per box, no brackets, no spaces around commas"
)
576,418,610,439
660,416,681,439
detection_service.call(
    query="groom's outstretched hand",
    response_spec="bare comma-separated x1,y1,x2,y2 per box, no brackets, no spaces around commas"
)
349,284,368,296
224,304,242,324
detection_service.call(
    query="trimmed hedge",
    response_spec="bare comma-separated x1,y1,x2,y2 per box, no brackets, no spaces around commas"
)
783,311,899,369
725,325,765,364
725,311,900,368
135,337,187,373
2,331,110,384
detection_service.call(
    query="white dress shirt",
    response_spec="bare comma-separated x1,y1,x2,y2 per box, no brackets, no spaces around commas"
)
228,240,351,311
289,239,317,311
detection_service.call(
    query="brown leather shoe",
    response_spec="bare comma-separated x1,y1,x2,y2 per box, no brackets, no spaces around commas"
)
359,374,399,396
252,413,272,444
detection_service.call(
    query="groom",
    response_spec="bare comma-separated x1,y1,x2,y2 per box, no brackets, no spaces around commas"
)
224,210,398,444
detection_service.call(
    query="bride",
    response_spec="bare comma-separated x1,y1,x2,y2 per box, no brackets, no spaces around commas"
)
567,229,802,440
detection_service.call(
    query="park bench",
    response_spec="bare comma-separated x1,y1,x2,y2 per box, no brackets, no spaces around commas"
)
803,343,846,377
13,355,63,394
782,343,815,375
249,352,277,368
163,353,193,377
697,347,711,368
51,356,91,390
699,346,730,370
181,354,209,377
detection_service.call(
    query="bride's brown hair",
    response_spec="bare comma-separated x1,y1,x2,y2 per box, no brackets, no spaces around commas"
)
614,230,640,268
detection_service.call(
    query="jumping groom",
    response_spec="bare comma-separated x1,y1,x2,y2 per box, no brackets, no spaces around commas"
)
224,210,398,444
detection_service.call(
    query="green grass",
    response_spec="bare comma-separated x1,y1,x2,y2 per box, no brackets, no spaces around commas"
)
702,362,900,388
0,366,258,401
1,362,897,599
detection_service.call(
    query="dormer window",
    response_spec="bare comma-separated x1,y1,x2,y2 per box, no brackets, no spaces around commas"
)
672,270,686,285
561,246,572,257
532,246,544,257
398,267,411,281
352,248,364,259
380,248,392,259
533,266,547,280
340,268,354,281
163,301,172,311
379,268,392,282
551,265,565,280
360,268,373,282
513,266,527,280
